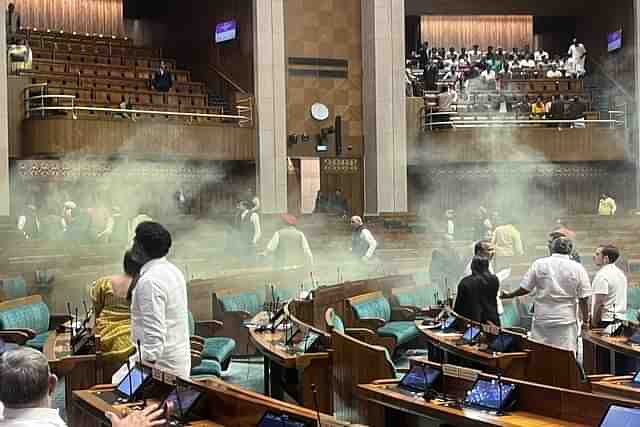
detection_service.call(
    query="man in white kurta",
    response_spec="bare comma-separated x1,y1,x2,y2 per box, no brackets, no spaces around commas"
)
501,237,592,353
130,221,190,378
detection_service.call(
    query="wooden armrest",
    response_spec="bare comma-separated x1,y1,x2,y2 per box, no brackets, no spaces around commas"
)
194,320,224,337
0,330,32,345
354,317,386,330
190,339,204,353
391,307,416,321
589,374,617,381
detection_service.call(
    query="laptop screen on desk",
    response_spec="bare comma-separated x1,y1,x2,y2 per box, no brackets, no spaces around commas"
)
463,379,517,411
599,405,640,427
399,365,441,392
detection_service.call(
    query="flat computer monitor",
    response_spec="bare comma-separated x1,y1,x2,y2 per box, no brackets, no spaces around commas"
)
398,364,442,393
162,385,203,421
488,334,515,353
463,379,517,411
463,326,481,344
257,411,313,427
599,404,640,427
116,366,151,399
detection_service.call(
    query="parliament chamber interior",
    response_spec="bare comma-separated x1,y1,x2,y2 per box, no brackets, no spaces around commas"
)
2,0,640,426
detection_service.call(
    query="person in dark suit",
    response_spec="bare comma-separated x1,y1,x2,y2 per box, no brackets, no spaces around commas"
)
454,256,500,326
151,60,173,92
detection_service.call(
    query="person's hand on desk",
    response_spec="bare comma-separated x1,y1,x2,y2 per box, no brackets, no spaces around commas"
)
106,403,165,427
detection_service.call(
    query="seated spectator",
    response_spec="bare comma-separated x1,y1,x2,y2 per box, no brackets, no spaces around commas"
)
480,66,496,88
468,45,482,64
565,57,577,78
7,39,31,74
569,96,587,128
445,47,458,61
546,64,562,79
534,48,549,62
118,97,136,121
151,60,173,92
530,96,546,119
0,347,164,427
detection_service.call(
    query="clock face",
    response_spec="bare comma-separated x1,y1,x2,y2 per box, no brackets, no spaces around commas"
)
311,103,329,121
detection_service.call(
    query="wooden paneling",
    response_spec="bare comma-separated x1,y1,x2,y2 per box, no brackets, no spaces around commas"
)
22,118,256,160
421,15,533,50
320,158,363,216
162,0,254,96
411,128,628,163
407,162,636,218
285,0,364,159
8,76,30,159
16,0,124,35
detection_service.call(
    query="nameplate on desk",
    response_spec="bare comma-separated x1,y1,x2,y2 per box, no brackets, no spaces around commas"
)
443,364,459,378
458,367,481,382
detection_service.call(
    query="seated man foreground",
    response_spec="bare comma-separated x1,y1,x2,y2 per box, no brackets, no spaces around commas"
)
0,347,163,426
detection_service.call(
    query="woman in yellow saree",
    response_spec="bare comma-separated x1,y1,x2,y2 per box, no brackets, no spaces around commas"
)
90,250,142,366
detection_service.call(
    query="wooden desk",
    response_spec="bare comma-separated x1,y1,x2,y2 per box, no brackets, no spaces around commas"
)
72,376,349,427
248,317,332,414
357,363,639,427
418,316,588,390
591,376,640,401
417,323,529,377
44,331,101,426
583,330,640,375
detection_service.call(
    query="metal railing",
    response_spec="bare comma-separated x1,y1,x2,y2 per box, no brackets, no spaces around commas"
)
423,109,626,131
23,83,253,127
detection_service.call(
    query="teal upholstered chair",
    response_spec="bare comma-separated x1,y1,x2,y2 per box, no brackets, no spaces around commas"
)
623,288,640,321
390,285,438,319
212,288,265,356
187,312,235,377
346,291,420,356
0,276,28,300
0,295,71,351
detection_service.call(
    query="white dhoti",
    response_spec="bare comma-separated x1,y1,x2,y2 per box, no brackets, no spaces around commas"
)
530,319,579,354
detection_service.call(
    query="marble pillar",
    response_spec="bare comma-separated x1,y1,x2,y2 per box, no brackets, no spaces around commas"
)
253,0,288,214
361,0,408,215
0,0,9,216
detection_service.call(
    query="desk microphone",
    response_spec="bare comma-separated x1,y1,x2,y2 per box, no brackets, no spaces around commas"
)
125,359,134,403
136,339,146,407
496,371,505,416
74,307,79,337
66,302,74,339
311,384,322,427
83,300,89,320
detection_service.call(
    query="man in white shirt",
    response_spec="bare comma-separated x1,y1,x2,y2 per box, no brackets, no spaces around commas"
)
130,221,191,378
0,347,163,427
350,216,377,262
546,65,562,79
17,204,39,240
592,245,627,328
502,237,592,353
262,214,313,269
534,48,549,62
235,200,261,257
568,38,587,77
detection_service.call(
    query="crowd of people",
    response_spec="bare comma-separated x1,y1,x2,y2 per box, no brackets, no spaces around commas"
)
407,38,588,96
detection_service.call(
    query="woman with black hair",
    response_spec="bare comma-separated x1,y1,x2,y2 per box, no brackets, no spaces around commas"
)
453,256,500,326
90,250,143,366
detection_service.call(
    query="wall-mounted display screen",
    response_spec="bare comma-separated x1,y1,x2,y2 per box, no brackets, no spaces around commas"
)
215,20,237,43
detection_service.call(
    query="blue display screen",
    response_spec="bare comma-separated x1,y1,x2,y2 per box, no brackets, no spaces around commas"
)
488,334,515,353
441,317,456,330
632,372,640,385
599,405,640,427
463,326,481,343
116,367,149,397
399,365,441,392
463,379,516,411
163,388,202,418
258,411,310,427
